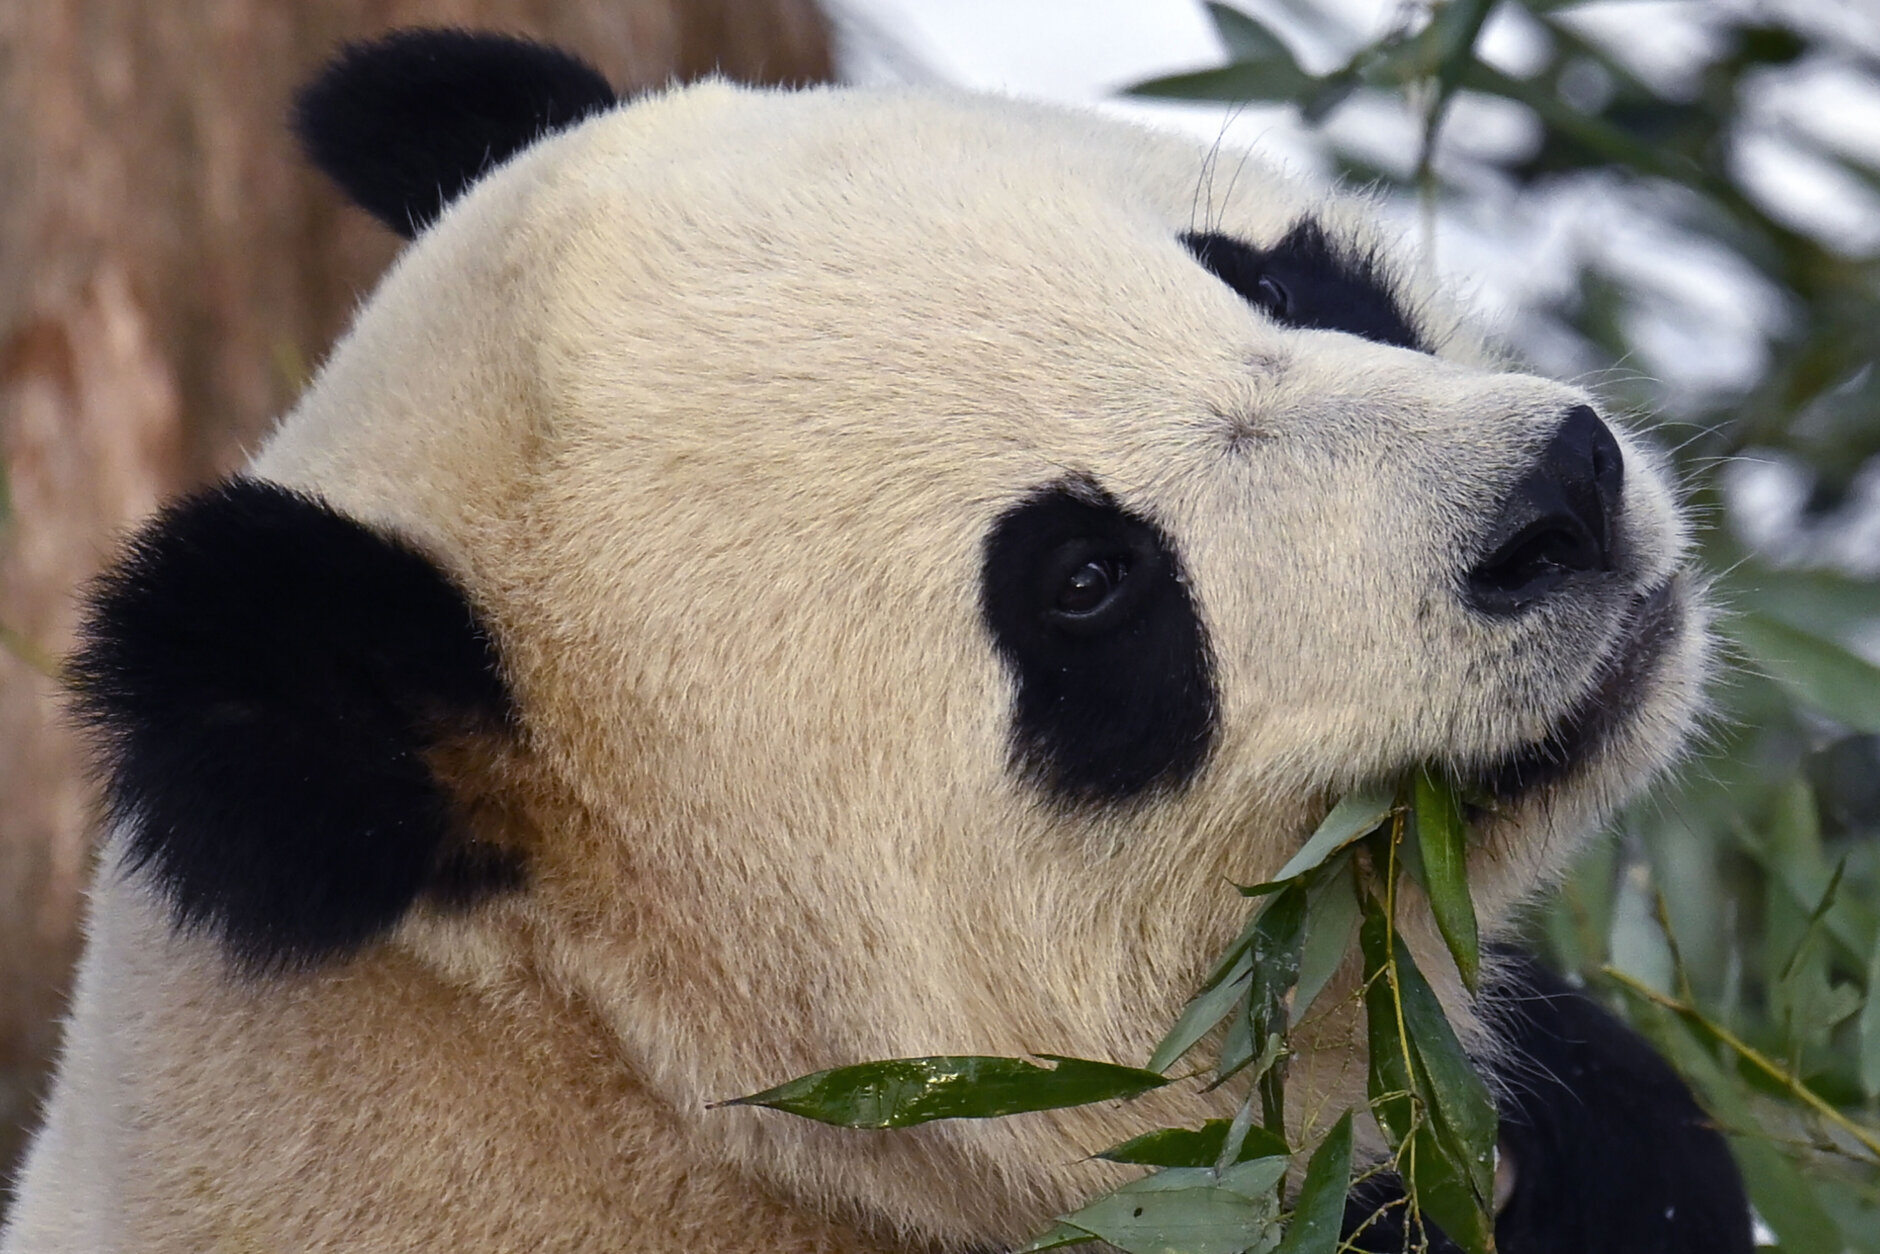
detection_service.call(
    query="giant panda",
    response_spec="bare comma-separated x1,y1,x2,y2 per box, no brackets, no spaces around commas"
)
2,30,1749,1254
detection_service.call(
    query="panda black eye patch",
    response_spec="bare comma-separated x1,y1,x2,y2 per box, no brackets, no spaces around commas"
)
981,480,1219,806
1181,218,1427,352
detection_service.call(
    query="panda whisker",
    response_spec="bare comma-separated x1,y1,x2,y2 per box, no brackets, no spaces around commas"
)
1192,108,1238,237
1211,102,1258,233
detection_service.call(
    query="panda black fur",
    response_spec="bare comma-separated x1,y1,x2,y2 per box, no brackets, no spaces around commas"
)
2,32,1747,1254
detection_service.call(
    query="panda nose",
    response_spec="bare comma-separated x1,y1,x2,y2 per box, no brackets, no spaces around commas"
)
1467,405,1625,615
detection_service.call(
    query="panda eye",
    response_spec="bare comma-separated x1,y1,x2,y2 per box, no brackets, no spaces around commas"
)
1041,541,1141,634
1055,557,1128,618
1254,275,1291,319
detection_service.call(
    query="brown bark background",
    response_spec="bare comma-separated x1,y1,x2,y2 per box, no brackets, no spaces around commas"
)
0,0,832,1211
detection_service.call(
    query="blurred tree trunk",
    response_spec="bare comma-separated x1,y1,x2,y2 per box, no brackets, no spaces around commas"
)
0,0,832,1204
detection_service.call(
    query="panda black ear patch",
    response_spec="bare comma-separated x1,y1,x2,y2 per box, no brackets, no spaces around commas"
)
70,479,522,970
294,28,618,238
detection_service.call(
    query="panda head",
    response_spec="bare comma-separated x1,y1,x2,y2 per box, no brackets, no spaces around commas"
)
72,29,1711,1235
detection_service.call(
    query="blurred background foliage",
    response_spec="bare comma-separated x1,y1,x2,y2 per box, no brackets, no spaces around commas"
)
1135,1,1880,1248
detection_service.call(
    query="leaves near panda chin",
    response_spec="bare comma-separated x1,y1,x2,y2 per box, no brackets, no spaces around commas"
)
1273,1111,1354,1254
1266,783,1396,886
722,1054,1172,1128
1148,784,1393,1077
1098,1120,1291,1168
1023,1158,1291,1254
728,774,1495,1254
1411,766,1482,993
1358,820,1497,1254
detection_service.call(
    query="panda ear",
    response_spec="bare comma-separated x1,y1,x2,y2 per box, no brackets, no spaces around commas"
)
70,478,523,971
293,28,618,238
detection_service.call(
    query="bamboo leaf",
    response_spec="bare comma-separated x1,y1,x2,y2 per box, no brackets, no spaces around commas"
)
1722,1139,1846,1254
725,1055,1171,1128
1015,1223,1100,1253
1401,1125,1494,1254
1427,0,1496,68
1299,73,1359,124
1218,1030,1286,1096
1215,1091,1263,1173
1747,780,1880,968
1150,950,1253,1074
1453,58,1712,189
1411,768,1480,993
1729,612,1880,733
1247,1034,1288,1135
1205,3,1301,68
1220,883,1309,1096
1274,1111,1354,1254
1127,62,1313,104
1272,785,1396,883
1861,936,1880,1099
1054,1166,1286,1254
1155,880,1310,1076
1217,1155,1292,1201
1245,883,1309,1032
1394,936,1497,1205
1111,1162,1287,1197
1097,1120,1290,1169
1779,859,1847,985
1359,886,1496,1254
1359,893,1417,1147
1216,986,1257,1082
1291,856,1360,1027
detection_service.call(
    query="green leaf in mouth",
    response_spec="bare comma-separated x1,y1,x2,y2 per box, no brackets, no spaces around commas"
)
1411,766,1482,993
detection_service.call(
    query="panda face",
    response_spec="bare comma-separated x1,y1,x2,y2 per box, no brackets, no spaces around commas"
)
67,38,1710,1242
427,82,1700,906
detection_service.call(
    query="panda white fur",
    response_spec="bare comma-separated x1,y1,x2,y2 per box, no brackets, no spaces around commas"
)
3,31,1748,1254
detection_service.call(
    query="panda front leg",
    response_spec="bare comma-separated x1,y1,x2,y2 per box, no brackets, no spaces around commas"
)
1340,953,1753,1254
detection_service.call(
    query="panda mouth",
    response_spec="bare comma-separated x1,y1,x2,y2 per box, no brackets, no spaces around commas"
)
1467,579,1681,807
